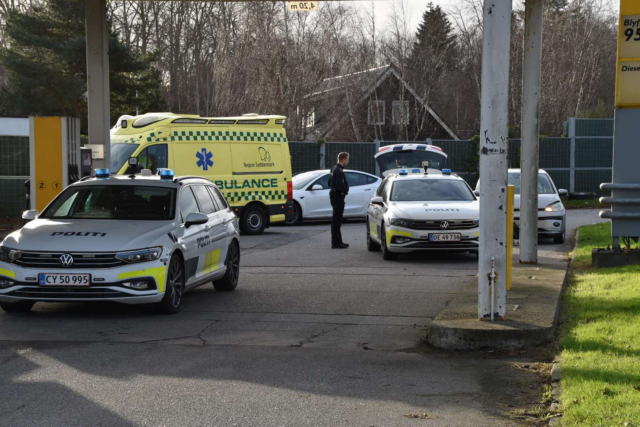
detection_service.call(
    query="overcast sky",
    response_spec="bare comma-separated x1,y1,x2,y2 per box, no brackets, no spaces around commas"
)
368,0,619,34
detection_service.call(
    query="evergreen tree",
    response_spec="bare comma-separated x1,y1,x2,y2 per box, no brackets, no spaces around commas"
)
409,2,457,82
0,0,163,125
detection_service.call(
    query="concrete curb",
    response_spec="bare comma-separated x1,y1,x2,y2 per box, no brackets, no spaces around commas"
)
427,236,578,351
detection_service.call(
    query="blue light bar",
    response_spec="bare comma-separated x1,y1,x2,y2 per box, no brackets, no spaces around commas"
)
411,168,420,173
398,169,408,175
95,168,110,178
442,169,452,175
159,169,175,180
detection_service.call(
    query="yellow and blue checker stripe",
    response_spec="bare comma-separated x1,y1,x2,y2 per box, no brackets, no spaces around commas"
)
170,130,287,143
224,189,288,204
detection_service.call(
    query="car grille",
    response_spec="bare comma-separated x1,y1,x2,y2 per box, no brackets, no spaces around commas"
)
8,287,134,299
404,219,477,230
14,252,125,269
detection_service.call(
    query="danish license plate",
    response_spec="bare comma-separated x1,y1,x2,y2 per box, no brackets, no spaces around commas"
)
429,233,461,242
39,273,90,286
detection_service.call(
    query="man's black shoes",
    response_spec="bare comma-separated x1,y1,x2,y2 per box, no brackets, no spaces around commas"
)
332,243,349,249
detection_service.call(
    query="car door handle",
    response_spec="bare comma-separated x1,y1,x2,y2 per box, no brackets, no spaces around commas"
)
365,188,371,191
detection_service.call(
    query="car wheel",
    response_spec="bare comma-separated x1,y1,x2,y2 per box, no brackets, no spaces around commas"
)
0,301,35,313
366,220,381,252
381,226,398,261
155,255,184,315
214,240,240,292
240,205,266,235
554,233,565,244
286,202,302,225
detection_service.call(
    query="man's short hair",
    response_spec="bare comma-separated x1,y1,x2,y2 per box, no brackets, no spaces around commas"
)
338,152,350,162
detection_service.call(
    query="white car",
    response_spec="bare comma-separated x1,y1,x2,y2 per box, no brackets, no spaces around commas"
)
375,143,448,177
366,168,479,260
0,168,240,314
287,169,382,224
475,169,567,243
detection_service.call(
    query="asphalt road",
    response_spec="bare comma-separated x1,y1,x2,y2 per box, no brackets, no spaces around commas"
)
0,209,604,426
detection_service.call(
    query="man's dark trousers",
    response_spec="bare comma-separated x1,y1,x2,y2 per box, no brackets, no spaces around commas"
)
330,195,345,247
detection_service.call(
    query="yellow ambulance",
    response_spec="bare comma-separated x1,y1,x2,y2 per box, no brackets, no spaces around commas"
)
109,113,293,234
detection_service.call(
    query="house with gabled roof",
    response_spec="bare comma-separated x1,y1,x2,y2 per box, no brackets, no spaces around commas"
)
301,63,459,142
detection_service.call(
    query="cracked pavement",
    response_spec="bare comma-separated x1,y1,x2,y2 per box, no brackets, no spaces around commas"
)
0,211,604,426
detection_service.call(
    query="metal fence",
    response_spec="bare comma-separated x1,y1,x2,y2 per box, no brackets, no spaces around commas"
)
0,135,30,217
291,118,613,195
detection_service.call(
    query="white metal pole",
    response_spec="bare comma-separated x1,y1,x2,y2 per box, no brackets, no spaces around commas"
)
478,0,512,320
520,0,544,264
85,0,111,170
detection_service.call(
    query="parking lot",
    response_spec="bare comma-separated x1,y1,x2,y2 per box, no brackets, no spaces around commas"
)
0,210,602,426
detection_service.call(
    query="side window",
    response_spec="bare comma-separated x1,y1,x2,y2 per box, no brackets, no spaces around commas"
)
345,172,368,187
208,186,228,210
136,144,168,174
366,175,378,185
192,185,217,215
180,187,199,221
382,181,392,202
376,179,388,197
311,174,330,190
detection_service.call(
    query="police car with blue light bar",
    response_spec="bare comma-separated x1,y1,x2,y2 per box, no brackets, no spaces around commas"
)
0,164,240,314
366,164,480,260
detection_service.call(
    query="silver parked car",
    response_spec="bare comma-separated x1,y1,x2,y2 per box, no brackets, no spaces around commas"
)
475,169,567,243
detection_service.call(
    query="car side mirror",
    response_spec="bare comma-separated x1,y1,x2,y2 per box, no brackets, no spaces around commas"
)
370,196,384,206
185,212,208,228
310,184,323,191
22,209,38,221
558,189,568,197
473,190,480,197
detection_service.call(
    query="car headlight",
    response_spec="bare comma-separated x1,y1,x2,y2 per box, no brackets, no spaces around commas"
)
544,202,563,212
473,219,480,227
389,218,414,228
0,246,21,263
115,247,163,264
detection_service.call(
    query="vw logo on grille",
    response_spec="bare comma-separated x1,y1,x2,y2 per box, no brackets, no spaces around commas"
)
440,221,450,230
59,254,74,267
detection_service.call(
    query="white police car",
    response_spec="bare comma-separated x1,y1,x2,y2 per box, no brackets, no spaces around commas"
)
0,168,240,314
366,166,479,260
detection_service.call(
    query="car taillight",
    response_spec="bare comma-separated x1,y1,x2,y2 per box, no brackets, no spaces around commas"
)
287,181,293,201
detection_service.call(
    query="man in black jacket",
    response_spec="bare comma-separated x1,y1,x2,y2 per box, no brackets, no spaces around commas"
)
328,152,350,249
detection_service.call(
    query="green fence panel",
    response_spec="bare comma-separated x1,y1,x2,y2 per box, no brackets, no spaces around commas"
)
540,138,571,168
574,138,613,168
575,169,612,195
546,170,571,192
0,179,27,217
325,142,376,175
574,119,614,137
289,142,321,175
0,135,30,177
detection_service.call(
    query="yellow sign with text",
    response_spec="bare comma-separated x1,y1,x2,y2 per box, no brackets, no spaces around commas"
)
616,1,640,107
33,117,63,211
288,1,318,12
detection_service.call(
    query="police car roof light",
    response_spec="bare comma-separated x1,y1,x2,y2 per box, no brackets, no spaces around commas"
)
442,169,452,175
398,169,408,175
159,169,175,180
95,168,110,178
411,168,420,173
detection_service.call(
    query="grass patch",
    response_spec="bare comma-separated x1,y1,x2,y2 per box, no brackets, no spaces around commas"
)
559,222,640,426
563,198,601,210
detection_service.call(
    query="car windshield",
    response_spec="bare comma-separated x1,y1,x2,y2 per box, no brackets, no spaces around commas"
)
391,179,475,202
41,185,176,220
293,171,325,190
376,150,447,174
111,143,139,173
508,173,556,195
